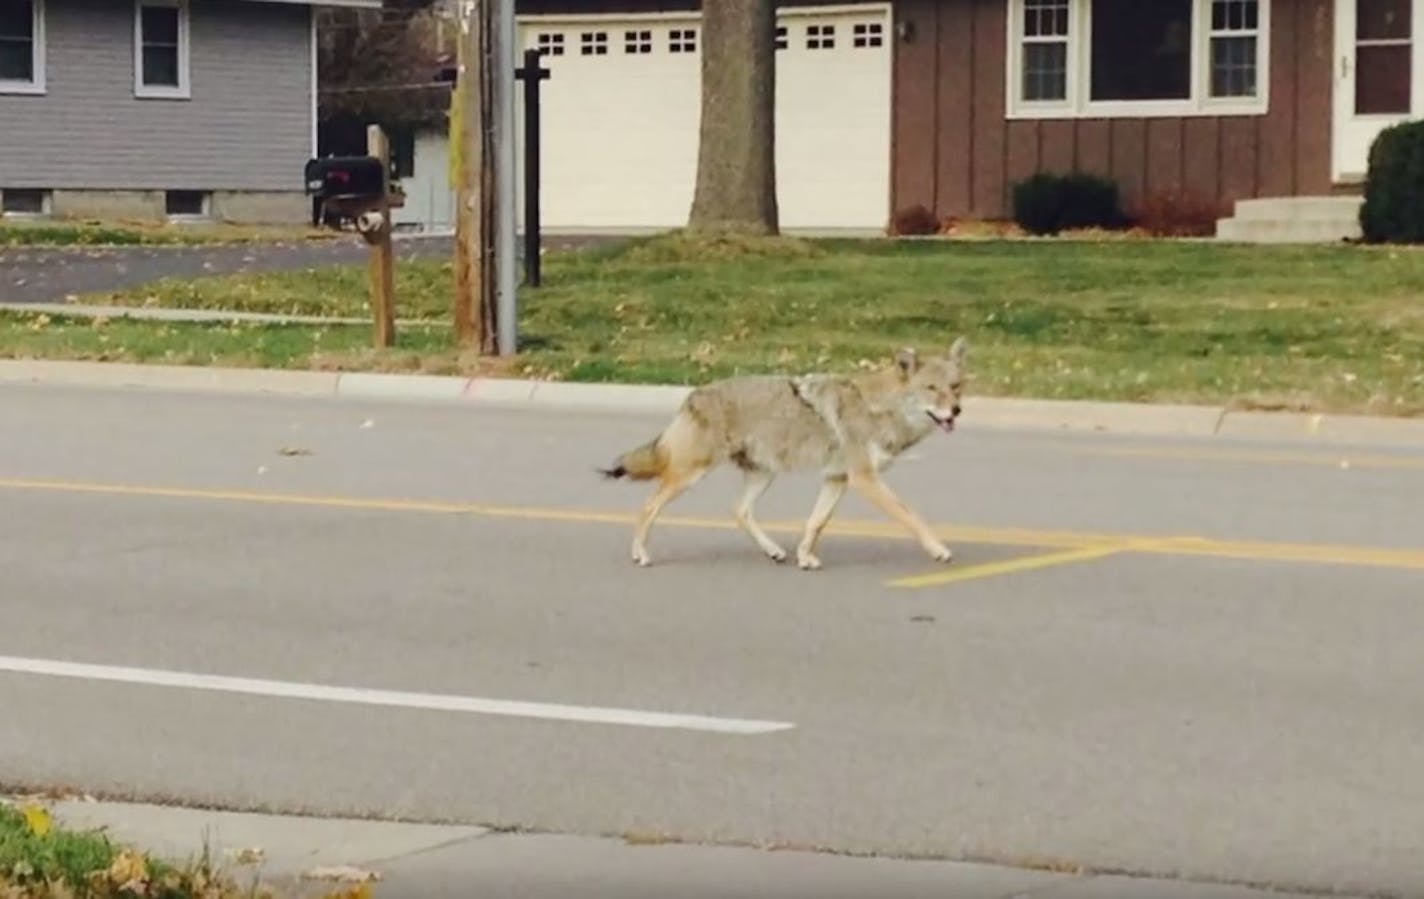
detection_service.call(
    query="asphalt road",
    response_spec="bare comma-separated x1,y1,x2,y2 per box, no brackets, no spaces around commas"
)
2,384,1423,897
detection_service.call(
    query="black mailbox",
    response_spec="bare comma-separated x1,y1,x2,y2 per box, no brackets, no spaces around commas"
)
304,156,387,200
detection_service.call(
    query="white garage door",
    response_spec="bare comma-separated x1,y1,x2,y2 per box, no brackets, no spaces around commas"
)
514,4,891,232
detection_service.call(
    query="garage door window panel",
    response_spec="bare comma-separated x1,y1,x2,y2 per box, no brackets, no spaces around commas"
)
669,28,696,52
580,31,608,55
535,32,564,56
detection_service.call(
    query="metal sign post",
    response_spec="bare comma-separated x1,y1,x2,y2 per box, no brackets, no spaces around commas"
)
515,49,550,287
494,0,518,357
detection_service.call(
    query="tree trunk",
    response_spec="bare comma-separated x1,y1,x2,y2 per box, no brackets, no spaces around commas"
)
687,0,778,235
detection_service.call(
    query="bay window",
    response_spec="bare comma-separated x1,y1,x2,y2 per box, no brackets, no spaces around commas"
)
1009,0,1269,117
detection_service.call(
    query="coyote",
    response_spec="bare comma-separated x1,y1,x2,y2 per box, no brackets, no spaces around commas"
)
601,338,969,570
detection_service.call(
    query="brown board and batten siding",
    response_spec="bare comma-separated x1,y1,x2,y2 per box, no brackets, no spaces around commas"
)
891,0,1334,220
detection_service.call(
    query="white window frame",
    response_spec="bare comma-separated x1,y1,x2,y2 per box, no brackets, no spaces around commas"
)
1014,0,1075,117
134,0,190,100
1006,0,1270,119
0,0,45,95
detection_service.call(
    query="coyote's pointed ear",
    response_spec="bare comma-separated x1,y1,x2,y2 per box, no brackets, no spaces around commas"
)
896,347,919,377
949,336,969,365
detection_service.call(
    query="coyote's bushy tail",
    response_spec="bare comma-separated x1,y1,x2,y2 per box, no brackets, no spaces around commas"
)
600,436,666,481
600,395,715,482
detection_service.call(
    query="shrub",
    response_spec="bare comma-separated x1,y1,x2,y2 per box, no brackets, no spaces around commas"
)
1011,173,1124,235
1360,120,1424,243
1132,190,1228,237
888,204,942,236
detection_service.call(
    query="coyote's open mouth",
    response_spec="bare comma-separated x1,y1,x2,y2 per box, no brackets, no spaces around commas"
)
926,411,957,433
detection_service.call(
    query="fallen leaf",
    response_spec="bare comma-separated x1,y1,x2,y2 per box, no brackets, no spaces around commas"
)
21,803,51,837
278,446,313,457
228,847,266,865
106,848,150,886
302,865,382,883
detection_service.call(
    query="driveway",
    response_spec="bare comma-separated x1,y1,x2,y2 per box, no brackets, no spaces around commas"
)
0,233,616,304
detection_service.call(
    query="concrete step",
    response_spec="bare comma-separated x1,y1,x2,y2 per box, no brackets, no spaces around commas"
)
1215,216,1362,244
1231,195,1363,221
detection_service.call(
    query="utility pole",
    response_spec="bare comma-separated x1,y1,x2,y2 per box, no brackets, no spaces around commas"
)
452,0,518,356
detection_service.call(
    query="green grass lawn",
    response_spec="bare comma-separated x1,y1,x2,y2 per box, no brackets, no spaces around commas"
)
0,799,360,898
12,232,1424,415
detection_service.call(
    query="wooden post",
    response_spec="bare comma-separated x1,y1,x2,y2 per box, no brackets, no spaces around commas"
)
453,0,494,350
366,124,397,349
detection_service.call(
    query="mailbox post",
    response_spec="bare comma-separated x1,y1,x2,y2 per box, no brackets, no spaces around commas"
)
365,125,397,349
302,127,402,348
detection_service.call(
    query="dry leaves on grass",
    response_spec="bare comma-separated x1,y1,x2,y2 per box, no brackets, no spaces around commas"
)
301,865,381,884
2,799,369,899
19,806,51,839
226,847,265,866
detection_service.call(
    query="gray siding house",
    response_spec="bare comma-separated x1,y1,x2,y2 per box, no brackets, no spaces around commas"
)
0,0,379,224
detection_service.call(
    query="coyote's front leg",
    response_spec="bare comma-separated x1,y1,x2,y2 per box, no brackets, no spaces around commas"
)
796,475,847,570
847,470,952,563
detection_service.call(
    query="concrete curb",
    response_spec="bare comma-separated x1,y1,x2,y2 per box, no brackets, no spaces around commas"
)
2,358,1423,447
0,359,343,398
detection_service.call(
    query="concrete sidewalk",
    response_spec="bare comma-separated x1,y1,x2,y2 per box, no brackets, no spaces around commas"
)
35,799,1355,899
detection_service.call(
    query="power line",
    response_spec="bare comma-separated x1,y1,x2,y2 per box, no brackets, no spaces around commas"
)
320,82,454,95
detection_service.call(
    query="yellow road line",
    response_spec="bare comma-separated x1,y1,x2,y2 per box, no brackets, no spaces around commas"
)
889,544,1128,589
1138,535,1424,571
0,477,1117,548
3,476,1424,576
1062,444,1424,472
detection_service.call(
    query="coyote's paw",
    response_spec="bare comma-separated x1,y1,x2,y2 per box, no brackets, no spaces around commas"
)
797,552,823,571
